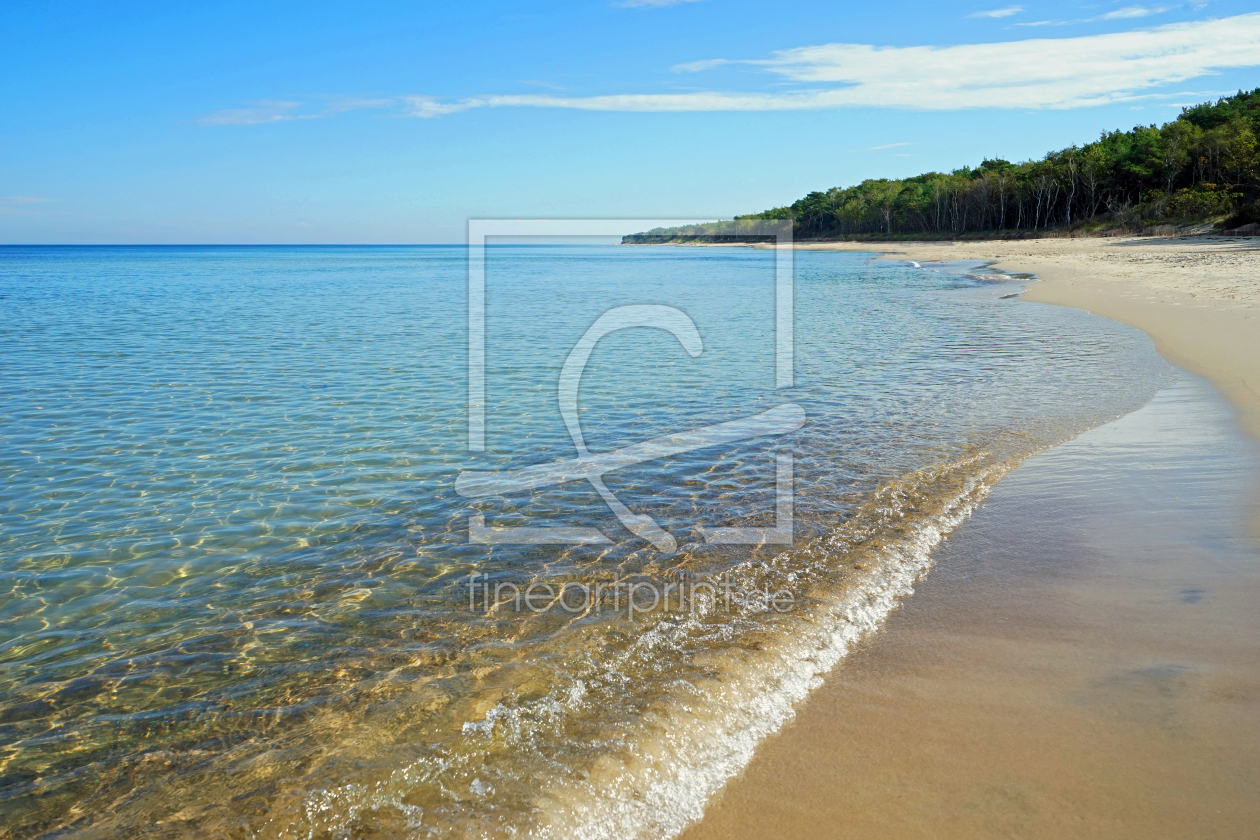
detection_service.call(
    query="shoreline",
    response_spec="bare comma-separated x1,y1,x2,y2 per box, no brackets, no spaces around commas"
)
802,236,1260,537
681,371,1260,839
675,235,1260,838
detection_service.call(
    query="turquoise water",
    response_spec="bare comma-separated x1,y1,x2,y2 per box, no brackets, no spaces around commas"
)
0,245,1169,838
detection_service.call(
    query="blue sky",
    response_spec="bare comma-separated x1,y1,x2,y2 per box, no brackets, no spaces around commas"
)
3,0,1259,243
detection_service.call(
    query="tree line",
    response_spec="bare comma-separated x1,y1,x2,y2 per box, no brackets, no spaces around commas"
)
626,89,1259,242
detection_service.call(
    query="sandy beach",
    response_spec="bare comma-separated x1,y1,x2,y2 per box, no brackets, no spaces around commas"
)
683,373,1260,840
679,235,1260,839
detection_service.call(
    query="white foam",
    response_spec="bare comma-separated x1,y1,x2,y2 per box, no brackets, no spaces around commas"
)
528,469,997,840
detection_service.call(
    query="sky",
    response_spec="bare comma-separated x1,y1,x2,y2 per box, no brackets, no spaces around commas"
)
2,0,1259,243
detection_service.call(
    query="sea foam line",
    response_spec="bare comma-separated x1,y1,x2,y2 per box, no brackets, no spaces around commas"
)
527,467,1001,840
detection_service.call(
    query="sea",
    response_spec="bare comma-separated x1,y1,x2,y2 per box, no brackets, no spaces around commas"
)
0,244,1170,838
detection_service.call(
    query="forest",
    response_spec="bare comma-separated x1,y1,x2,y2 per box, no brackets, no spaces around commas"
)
625,89,1260,242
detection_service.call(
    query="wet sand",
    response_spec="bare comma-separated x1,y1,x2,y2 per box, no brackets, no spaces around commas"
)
681,373,1260,839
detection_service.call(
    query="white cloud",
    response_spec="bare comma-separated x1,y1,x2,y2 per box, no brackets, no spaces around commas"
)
203,13,1260,124
967,6,1024,18
403,13,1260,113
403,96,477,118
868,142,913,150
1015,3,1172,25
671,58,731,73
1102,5,1171,19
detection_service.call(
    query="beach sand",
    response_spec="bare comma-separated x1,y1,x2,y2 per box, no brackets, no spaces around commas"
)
680,236,1260,839
683,373,1260,840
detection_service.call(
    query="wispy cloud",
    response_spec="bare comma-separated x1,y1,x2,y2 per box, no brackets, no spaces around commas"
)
967,6,1023,18
203,13,1260,121
868,142,913,150
1102,5,1171,19
419,14,1260,112
404,96,476,118
670,58,731,73
1016,3,1173,26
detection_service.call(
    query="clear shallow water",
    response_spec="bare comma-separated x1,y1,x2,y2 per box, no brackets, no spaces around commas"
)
0,245,1169,838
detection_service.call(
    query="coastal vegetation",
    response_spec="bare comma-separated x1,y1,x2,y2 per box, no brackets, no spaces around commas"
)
625,90,1260,242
